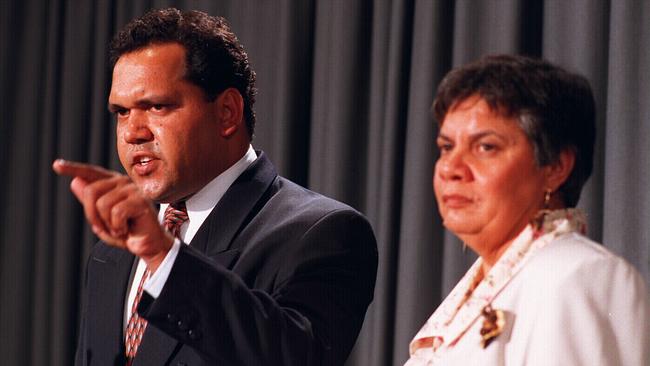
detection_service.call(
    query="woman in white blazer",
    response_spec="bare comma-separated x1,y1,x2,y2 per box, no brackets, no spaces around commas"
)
406,55,649,366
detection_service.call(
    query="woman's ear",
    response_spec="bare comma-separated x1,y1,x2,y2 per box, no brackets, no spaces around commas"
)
545,148,576,192
215,88,244,138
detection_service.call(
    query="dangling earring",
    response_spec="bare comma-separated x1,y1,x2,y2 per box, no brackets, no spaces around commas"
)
544,189,552,209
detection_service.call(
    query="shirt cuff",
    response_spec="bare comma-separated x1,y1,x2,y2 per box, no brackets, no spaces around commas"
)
143,238,181,298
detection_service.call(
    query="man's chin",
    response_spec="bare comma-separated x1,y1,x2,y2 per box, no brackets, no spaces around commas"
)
136,180,169,202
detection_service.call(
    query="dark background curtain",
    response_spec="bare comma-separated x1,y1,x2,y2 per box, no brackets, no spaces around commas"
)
1,1,648,365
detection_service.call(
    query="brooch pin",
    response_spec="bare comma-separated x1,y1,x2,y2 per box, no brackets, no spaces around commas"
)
480,304,505,348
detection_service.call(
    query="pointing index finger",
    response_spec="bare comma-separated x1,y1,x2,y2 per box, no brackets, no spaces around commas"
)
52,159,116,182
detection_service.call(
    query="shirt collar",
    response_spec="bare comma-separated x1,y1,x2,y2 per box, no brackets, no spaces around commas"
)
158,144,257,244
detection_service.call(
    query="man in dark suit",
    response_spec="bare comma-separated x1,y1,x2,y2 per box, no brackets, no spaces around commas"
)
53,8,377,365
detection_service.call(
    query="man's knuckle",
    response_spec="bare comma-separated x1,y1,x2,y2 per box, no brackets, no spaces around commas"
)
112,203,127,219
82,185,97,201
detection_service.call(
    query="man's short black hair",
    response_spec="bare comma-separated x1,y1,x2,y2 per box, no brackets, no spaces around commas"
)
110,8,257,138
433,54,596,207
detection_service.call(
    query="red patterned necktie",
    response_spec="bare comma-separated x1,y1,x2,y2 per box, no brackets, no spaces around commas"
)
124,202,188,364
124,268,150,364
163,201,189,239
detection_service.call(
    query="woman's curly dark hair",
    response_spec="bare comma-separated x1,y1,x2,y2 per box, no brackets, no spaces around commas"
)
433,54,596,207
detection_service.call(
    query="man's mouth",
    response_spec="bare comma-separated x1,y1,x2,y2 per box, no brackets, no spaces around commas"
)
131,154,159,175
135,156,154,166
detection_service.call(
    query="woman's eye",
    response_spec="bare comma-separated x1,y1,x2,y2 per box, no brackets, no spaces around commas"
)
478,143,497,153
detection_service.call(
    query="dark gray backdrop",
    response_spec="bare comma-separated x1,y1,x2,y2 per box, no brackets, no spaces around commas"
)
1,1,648,365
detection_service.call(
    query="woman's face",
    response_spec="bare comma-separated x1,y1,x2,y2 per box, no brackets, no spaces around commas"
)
434,96,549,261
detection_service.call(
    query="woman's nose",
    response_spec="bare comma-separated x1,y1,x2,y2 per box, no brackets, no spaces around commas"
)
437,150,471,181
123,111,154,144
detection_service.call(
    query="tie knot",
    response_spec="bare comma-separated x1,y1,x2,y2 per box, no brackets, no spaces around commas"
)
163,201,188,239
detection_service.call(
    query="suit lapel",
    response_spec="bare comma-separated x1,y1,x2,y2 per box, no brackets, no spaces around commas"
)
133,152,277,364
189,151,277,258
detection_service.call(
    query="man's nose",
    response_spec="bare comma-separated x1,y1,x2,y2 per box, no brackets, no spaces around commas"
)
123,111,154,144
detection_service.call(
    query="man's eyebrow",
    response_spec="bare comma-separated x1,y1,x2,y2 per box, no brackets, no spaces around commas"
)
436,133,452,141
107,97,169,113
107,103,122,113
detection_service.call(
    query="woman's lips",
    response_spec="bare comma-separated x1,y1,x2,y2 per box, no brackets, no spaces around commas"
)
442,194,473,208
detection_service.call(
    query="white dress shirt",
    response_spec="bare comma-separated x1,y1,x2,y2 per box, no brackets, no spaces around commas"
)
123,145,257,331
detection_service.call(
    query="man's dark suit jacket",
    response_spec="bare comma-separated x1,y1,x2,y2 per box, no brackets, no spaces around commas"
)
75,152,378,366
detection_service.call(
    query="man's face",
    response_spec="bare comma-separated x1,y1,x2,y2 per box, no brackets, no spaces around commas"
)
109,43,227,203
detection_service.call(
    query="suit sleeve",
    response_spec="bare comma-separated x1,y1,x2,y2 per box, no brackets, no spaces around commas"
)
521,254,650,366
137,209,378,365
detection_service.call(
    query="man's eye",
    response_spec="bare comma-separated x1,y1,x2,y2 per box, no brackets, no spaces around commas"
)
151,104,165,111
115,109,129,117
437,143,453,153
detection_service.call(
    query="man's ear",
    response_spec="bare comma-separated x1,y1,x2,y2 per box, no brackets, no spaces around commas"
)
214,88,244,138
545,148,576,192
